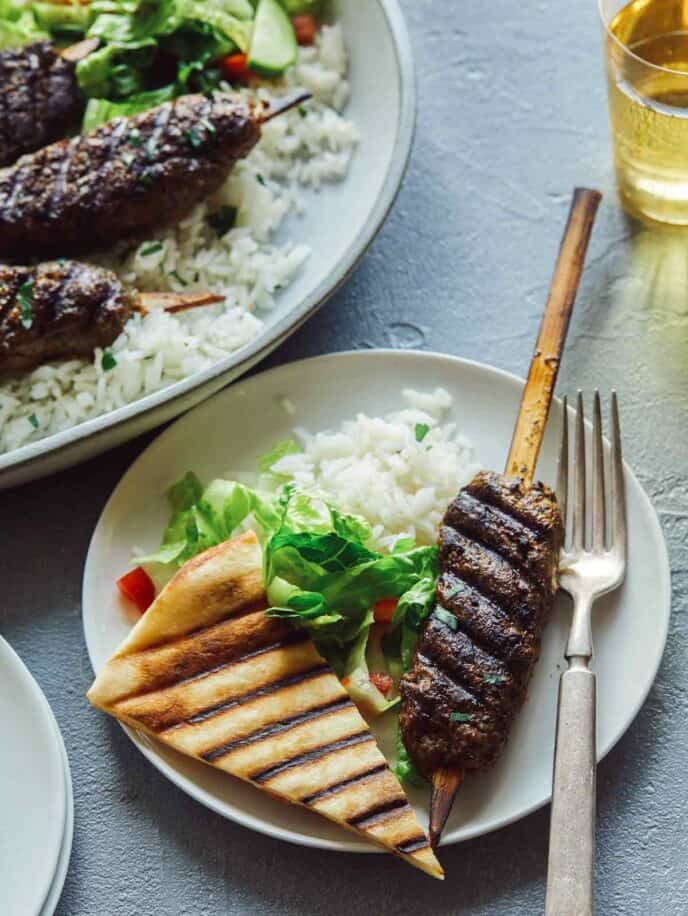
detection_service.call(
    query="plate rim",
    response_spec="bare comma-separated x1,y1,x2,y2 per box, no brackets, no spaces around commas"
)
0,0,416,480
0,637,68,912
82,348,672,852
39,719,74,916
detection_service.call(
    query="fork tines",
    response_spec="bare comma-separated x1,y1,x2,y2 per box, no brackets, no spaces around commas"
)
557,390,627,561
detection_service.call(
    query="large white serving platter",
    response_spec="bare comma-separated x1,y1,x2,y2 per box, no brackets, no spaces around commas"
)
0,0,415,490
83,350,671,852
0,638,68,915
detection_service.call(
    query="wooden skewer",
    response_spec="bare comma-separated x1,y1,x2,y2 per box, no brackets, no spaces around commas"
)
136,291,225,317
259,92,313,123
428,187,602,850
59,37,100,63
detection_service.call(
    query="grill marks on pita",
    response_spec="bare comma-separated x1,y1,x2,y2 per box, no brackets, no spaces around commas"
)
88,532,443,879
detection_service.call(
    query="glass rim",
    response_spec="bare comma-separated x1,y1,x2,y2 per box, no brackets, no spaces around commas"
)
598,0,688,79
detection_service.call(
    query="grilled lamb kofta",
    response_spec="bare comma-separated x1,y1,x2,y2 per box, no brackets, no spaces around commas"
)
0,92,269,260
0,260,223,373
399,471,564,778
0,41,84,168
0,260,136,372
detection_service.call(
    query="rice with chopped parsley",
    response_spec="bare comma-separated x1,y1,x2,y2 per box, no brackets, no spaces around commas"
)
0,25,357,455
257,388,481,550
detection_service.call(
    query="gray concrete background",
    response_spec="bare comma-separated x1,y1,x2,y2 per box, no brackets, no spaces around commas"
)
3,1,687,913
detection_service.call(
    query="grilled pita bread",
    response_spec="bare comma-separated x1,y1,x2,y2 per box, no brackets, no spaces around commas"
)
88,531,443,879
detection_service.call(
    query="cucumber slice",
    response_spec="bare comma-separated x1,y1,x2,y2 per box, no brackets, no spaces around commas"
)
282,0,320,13
248,0,297,77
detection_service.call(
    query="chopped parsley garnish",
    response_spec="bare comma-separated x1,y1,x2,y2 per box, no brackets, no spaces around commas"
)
415,423,430,442
139,170,155,188
208,205,238,237
101,349,117,371
169,269,188,287
298,105,308,118
17,281,34,329
129,128,143,146
450,712,475,723
185,128,202,149
433,607,458,631
28,413,39,430
140,242,163,257
483,674,506,685
256,174,266,186
200,118,217,136
57,258,67,267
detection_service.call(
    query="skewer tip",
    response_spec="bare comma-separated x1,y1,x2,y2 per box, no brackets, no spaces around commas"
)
259,91,313,123
429,768,463,849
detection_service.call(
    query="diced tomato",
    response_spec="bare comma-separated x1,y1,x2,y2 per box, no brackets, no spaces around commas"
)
292,14,317,45
341,676,351,687
369,672,393,697
373,597,398,624
117,566,156,614
220,52,252,81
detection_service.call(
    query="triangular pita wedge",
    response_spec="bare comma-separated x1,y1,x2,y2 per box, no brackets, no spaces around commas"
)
88,531,443,879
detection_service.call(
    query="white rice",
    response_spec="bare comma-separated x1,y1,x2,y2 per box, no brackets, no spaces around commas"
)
262,389,481,550
0,25,358,455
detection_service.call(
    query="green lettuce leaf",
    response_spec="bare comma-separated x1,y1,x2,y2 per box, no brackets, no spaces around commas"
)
264,487,438,674
395,726,425,787
0,0,48,50
78,0,253,104
82,85,178,130
32,2,93,40
258,437,301,475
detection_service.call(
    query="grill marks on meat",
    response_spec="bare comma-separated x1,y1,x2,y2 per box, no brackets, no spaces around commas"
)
0,261,136,372
0,42,82,168
0,93,263,260
399,471,563,778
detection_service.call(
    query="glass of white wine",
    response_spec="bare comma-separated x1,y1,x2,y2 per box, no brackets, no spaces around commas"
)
601,0,688,225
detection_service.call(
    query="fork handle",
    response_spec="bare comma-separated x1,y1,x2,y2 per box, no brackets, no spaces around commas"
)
545,660,597,916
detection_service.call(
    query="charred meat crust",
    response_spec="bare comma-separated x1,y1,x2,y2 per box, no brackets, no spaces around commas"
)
0,261,136,372
0,42,83,168
0,93,262,260
399,470,564,778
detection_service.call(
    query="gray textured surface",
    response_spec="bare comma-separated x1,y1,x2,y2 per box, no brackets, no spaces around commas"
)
2,1,687,913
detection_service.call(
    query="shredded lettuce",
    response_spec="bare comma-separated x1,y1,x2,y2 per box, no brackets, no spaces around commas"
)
0,0,48,50
258,437,302,475
395,728,425,787
32,2,93,40
82,86,178,132
76,0,254,115
262,486,437,676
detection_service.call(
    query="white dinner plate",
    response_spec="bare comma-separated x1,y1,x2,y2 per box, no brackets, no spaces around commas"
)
40,721,74,916
0,638,67,915
0,0,416,490
83,350,671,851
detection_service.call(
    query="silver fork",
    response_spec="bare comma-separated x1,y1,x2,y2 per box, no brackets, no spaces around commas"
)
544,391,627,916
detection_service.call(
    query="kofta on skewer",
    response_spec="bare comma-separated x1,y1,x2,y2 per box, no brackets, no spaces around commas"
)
399,189,602,848
0,260,223,373
0,39,98,168
0,90,310,260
